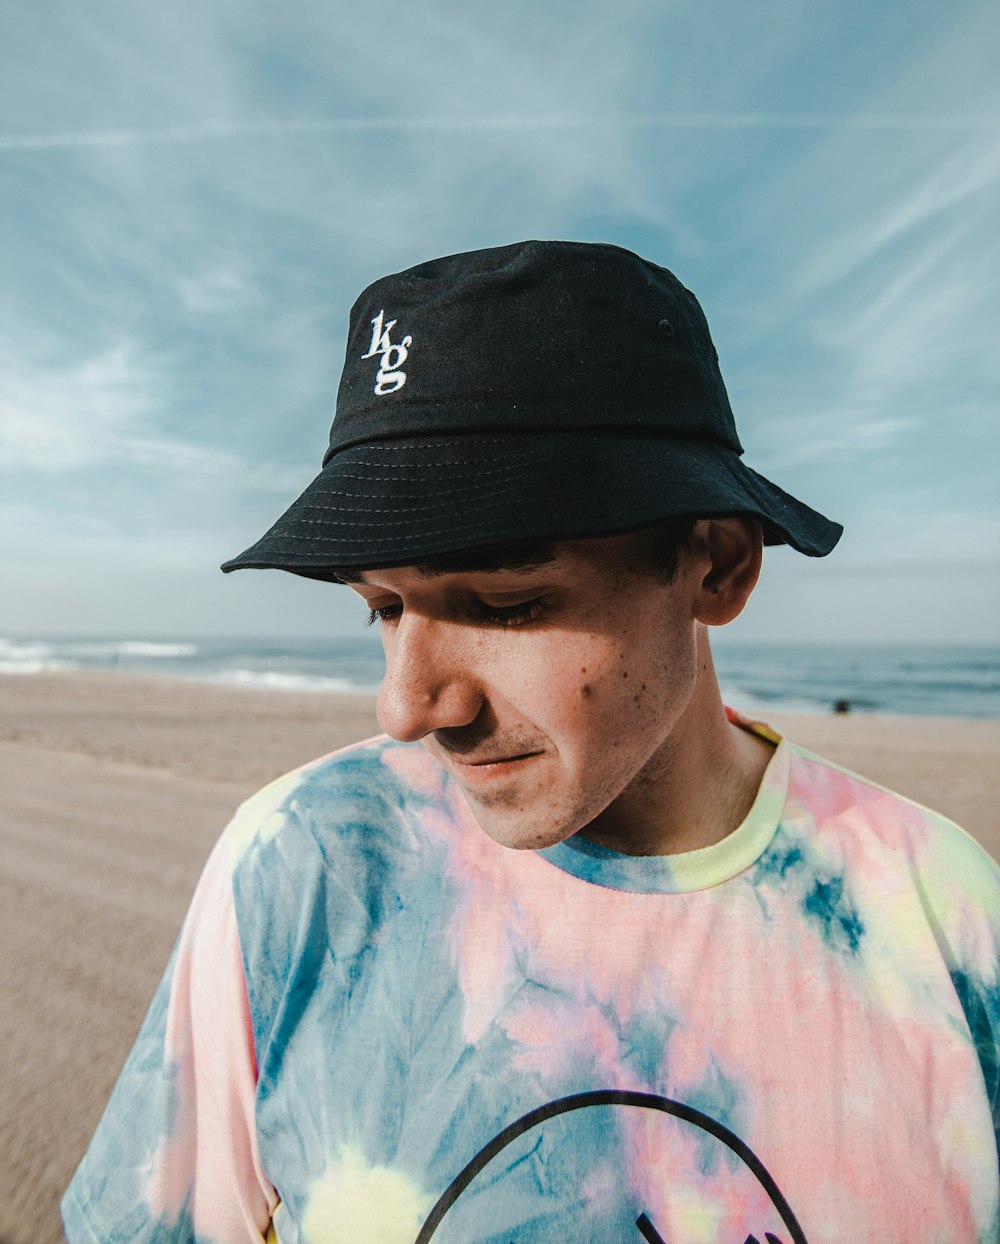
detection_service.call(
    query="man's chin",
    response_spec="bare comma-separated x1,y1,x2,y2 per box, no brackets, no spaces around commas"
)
458,790,581,852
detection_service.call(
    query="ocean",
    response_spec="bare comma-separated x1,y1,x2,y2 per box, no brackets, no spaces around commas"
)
2,634,999,718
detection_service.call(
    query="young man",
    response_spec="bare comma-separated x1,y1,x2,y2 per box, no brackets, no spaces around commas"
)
64,242,1000,1243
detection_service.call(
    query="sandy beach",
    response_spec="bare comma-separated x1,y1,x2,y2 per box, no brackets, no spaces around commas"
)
3,671,998,1244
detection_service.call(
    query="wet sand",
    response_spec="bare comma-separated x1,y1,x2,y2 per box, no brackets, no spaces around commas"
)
2,671,997,1243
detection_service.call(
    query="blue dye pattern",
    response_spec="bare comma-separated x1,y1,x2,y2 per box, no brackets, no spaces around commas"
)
61,946,187,1242
537,833,680,893
63,1197,212,1244
429,1103,632,1243
952,969,1000,1126
747,827,806,921
136,1203,213,1244
620,1008,677,1086
682,1056,746,1178
802,875,865,954
756,835,805,881
235,744,542,1229
237,743,427,1067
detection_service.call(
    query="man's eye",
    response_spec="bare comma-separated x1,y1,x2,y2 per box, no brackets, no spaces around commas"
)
365,604,402,627
365,599,545,628
474,599,545,627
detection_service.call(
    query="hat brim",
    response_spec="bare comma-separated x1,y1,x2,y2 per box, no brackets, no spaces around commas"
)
221,432,841,580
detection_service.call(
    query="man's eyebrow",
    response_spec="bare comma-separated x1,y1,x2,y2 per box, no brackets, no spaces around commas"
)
414,541,559,577
335,541,559,584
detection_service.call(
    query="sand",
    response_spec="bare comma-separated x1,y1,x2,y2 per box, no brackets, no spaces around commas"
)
2,671,997,1244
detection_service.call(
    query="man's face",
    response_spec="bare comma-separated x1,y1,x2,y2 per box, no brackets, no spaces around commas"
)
346,530,705,853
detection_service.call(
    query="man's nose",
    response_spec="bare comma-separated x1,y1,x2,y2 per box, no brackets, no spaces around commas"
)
376,615,484,742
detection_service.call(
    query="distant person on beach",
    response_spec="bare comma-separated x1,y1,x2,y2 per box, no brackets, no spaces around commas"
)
64,242,1000,1242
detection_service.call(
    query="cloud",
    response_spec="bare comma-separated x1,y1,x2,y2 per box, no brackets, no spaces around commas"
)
822,226,998,412
0,339,237,474
174,258,261,315
759,413,917,470
2,111,995,154
867,508,1000,566
755,207,998,474
718,14,1000,488
793,130,1000,296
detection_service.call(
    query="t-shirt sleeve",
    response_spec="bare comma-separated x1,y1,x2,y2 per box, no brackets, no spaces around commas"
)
916,813,1000,1164
61,831,278,1243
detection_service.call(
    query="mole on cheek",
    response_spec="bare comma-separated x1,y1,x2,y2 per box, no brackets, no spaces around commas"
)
581,683,593,699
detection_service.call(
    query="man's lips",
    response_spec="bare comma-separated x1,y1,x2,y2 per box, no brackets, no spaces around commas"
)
439,748,546,784
453,751,544,768
431,726,548,780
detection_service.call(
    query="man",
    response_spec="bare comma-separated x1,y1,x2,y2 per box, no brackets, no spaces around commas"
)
64,242,1000,1243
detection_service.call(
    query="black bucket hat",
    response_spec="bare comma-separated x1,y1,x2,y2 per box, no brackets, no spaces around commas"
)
222,240,841,579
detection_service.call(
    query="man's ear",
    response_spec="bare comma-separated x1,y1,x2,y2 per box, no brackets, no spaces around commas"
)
690,518,762,626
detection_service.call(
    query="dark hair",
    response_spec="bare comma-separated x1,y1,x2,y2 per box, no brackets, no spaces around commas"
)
642,516,699,584
332,540,558,584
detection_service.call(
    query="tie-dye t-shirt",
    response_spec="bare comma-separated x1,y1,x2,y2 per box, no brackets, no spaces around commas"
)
63,719,1000,1244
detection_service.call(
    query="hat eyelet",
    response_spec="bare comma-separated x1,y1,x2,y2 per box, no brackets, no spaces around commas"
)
657,318,675,338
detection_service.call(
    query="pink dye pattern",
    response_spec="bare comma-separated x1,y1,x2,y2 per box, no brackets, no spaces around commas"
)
666,1026,713,1092
382,738,449,799
621,1107,787,1244
148,840,275,1242
687,873,987,1234
435,741,994,1237
788,752,935,857
503,996,639,1086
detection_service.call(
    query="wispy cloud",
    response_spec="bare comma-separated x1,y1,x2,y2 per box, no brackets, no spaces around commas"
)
819,224,998,408
723,13,1000,494
794,131,1000,295
758,413,918,470
174,258,261,316
0,340,236,474
1,112,996,155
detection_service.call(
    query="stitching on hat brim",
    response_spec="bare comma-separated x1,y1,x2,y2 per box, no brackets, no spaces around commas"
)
254,499,764,546
304,440,734,503
290,469,737,517
226,435,840,567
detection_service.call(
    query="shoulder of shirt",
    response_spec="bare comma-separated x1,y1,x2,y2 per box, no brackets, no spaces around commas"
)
220,734,444,863
782,734,999,878
237,732,403,807
729,704,993,869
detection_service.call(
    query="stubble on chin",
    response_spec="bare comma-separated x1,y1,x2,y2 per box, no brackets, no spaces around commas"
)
454,783,566,850
465,785,525,811
466,780,617,853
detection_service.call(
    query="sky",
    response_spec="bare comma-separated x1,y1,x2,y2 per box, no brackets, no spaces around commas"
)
1,0,998,644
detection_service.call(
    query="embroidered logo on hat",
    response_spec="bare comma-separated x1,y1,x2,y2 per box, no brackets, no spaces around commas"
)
361,309,412,395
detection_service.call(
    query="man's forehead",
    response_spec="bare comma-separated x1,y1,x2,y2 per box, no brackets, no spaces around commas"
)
336,540,560,585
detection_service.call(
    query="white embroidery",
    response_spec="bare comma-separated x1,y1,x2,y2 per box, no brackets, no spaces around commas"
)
361,309,412,395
